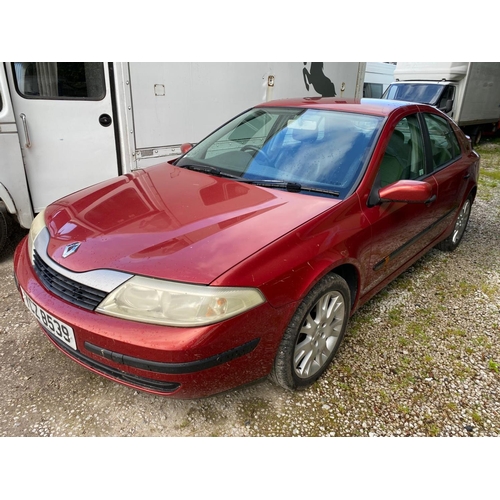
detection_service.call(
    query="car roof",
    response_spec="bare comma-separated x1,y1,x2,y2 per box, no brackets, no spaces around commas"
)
256,97,422,117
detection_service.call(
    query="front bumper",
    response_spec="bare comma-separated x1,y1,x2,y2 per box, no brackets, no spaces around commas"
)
13,236,295,398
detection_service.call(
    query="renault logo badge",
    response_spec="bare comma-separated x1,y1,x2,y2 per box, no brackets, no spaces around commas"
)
62,242,81,258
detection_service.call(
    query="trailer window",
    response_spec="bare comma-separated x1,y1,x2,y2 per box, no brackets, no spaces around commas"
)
12,63,105,100
363,83,383,98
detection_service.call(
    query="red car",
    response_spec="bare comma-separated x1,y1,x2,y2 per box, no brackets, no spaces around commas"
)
13,98,479,398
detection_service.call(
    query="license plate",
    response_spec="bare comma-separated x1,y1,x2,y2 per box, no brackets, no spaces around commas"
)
21,288,77,351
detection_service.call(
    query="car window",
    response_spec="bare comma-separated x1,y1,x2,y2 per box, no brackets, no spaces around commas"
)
437,85,455,111
204,110,280,160
378,114,425,187
179,107,384,198
423,113,461,170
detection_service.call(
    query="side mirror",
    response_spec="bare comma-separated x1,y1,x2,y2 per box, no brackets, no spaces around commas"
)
379,180,435,204
445,99,454,114
180,143,194,154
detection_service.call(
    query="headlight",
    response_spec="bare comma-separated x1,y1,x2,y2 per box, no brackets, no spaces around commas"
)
96,275,266,327
28,209,46,263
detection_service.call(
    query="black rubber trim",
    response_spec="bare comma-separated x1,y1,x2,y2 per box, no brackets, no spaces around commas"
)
85,337,261,375
374,208,455,271
107,63,123,176
41,326,180,393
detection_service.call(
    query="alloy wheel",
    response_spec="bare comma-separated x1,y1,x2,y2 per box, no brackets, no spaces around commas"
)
293,291,345,378
452,199,471,244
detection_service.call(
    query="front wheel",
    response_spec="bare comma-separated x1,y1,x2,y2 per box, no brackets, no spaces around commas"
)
270,274,350,391
436,195,472,252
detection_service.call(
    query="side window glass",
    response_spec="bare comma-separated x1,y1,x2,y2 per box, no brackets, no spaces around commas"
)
363,83,383,98
378,114,425,187
423,113,461,170
437,85,455,111
13,62,105,100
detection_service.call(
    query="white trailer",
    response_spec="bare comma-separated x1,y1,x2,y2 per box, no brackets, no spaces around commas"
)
382,62,500,144
0,61,366,251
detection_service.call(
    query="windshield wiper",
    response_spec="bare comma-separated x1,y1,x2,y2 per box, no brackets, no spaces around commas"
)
237,179,340,197
178,164,340,196
178,163,241,179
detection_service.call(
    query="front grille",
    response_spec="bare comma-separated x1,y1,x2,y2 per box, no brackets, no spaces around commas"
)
33,250,107,310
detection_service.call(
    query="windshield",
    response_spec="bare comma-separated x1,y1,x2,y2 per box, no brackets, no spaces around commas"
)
176,107,383,198
383,83,443,105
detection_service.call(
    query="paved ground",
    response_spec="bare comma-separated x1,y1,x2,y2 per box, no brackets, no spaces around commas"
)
1,141,499,438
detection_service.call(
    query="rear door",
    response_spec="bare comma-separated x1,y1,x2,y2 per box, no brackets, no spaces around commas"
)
6,62,119,212
421,112,470,232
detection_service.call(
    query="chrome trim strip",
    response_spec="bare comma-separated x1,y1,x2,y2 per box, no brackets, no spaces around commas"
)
34,228,133,293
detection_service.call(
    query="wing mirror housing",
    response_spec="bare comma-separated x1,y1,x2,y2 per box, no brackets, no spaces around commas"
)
378,180,435,204
180,143,194,154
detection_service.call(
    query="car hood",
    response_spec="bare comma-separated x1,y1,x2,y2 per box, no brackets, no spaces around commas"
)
45,163,339,284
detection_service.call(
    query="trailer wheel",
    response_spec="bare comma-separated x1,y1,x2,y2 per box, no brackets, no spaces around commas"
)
0,202,13,254
470,126,482,147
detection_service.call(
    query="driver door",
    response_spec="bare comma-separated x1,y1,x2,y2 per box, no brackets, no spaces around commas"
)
362,113,439,294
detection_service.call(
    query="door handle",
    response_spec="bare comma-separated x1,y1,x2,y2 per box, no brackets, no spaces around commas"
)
20,113,31,148
463,173,471,179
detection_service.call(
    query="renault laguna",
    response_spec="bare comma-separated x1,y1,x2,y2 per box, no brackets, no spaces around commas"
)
13,98,479,398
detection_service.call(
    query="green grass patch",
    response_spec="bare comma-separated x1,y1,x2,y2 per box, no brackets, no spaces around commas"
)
387,306,404,327
407,322,430,342
481,169,500,182
472,411,483,425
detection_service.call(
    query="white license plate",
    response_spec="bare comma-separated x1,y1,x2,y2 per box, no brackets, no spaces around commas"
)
21,288,77,351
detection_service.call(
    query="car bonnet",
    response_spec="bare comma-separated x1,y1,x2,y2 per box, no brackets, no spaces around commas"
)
44,163,339,285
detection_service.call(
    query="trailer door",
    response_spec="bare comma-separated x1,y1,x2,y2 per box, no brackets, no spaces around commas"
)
6,62,119,212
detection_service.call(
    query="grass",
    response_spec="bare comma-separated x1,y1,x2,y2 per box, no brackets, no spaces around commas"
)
388,306,404,327
475,139,500,199
472,411,483,425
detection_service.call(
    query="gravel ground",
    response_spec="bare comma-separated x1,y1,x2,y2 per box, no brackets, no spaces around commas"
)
1,140,499,438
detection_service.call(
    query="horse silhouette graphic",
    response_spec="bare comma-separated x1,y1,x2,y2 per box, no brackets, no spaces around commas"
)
303,63,336,97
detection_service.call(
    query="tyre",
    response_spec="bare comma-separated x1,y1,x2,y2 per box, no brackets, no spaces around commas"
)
270,273,350,391
0,203,11,254
436,195,472,252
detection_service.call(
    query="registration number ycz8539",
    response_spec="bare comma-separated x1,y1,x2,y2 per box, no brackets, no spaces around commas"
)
21,288,77,351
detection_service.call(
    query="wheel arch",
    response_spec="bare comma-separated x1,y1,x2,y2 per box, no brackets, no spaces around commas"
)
329,263,359,312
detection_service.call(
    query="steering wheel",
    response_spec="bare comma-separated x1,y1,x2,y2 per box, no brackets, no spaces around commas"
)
241,145,271,164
